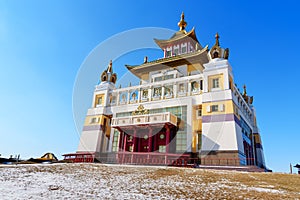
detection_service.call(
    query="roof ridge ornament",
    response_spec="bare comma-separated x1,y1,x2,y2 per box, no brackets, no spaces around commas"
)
100,60,117,84
107,60,113,73
178,12,187,31
242,84,254,104
209,32,230,60
215,32,220,47
243,84,247,96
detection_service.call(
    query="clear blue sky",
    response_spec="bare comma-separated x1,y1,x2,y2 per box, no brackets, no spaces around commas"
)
0,1,299,173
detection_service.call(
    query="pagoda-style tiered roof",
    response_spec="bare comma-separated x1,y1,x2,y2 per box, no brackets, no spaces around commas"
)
154,28,200,49
154,12,201,50
126,46,209,79
126,12,209,79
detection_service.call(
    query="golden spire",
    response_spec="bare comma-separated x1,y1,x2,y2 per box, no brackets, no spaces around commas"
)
243,84,247,96
215,32,220,46
178,12,187,31
107,60,113,73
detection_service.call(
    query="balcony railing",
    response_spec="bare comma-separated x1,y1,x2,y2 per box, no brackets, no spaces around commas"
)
111,112,177,127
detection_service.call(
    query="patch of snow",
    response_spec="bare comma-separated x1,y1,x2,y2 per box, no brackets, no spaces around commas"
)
0,163,296,199
248,187,284,194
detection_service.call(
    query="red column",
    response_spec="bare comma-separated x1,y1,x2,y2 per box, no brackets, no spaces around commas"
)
118,131,123,151
137,136,141,152
166,125,170,153
148,127,152,152
123,133,127,152
121,132,127,164
153,128,157,152
133,129,137,152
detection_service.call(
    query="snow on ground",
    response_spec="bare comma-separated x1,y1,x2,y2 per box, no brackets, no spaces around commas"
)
0,163,299,199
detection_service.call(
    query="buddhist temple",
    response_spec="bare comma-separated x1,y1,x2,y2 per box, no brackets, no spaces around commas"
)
63,13,266,170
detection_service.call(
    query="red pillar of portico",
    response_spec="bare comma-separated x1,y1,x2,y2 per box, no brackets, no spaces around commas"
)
123,133,127,152
118,131,123,151
133,128,137,152
130,129,137,164
121,132,127,164
153,127,157,152
137,138,141,152
166,124,170,153
137,130,141,152
148,127,152,152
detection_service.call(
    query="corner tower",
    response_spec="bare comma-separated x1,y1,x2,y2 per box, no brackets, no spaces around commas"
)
76,60,117,160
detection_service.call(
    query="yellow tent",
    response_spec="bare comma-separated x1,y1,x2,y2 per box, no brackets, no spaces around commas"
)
39,153,58,161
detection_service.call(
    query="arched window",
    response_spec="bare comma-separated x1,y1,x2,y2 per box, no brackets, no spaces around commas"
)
213,51,219,59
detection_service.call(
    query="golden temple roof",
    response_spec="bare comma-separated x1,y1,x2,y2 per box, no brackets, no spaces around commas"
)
154,28,199,49
154,12,200,49
126,46,209,79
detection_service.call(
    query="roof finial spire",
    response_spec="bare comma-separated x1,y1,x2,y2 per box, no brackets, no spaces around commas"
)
243,84,247,96
107,60,113,73
178,12,187,31
215,32,220,46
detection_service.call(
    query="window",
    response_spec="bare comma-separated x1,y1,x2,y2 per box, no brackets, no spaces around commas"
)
176,132,187,152
112,130,119,152
174,48,179,56
164,85,173,98
153,87,162,98
213,51,219,58
95,96,103,106
164,74,174,80
130,91,138,103
197,109,202,118
190,45,194,52
197,131,202,150
191,81,199,92
154,76,163,82
98,97,102,105
120,92,127,104
211,105,218,112
200,80,203,90
90,117,97,124
166,50,171,57
159,145,166,153
235,106,239,116
181,46,187,54
212,78,220,89
141,89,148,100
178,83,185,94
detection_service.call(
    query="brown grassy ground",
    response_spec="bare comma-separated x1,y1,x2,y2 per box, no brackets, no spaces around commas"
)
0,163,299,199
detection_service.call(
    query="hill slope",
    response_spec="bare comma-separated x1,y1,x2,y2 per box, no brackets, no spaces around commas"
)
0,163,299,199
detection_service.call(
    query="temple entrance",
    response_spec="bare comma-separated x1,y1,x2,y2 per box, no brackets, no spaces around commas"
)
121,125,176,154
111,110,182,165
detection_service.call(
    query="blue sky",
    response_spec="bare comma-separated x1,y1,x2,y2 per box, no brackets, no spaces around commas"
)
0,1,299,173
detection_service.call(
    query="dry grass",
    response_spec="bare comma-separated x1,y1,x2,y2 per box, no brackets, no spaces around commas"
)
0,163,299,199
